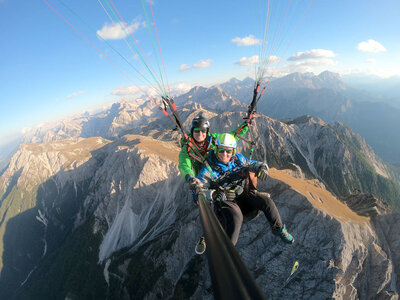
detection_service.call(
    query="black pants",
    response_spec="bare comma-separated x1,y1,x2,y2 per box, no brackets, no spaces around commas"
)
214,190,283,245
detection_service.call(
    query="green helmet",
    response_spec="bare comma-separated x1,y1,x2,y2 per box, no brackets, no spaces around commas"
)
215,133,237,149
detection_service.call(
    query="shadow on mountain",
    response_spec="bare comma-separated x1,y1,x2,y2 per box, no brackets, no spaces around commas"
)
0,142,186,300
0,168,22,206
0,145,109,299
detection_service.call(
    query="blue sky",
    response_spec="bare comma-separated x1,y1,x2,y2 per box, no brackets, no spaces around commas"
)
1,0,400,145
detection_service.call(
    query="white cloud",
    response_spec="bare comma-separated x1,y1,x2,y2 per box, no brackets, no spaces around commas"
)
236,55,281,67
357,39,386,53
112,85,157,97
288,49,337,61
232,35,261,46
264,56,281,64
179,64,191,71
193,59,212,69
170,82,193,96
269,59,337,76
21,127,32,134
179,59,212,72
111,82,193,99
66,90,87,100
97,21,144,40
236,55,259,66
366,59,376,64
179,64,192,71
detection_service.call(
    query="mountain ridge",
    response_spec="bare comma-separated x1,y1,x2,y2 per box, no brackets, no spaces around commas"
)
1,131,398,299
1,71,400,298
217,72,400,164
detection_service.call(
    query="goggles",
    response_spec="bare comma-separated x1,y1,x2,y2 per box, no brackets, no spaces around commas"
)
217,148,233,154
193,128,207,133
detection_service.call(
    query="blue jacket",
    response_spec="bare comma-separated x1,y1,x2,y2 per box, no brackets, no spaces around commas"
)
197,150,266,190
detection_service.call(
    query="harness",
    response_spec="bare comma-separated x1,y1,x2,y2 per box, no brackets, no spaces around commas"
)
186,136,212,162
209,154,250,194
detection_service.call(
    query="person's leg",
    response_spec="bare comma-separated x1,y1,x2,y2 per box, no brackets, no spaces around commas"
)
214,201,243,245
241,190,283,231
238,190,294,244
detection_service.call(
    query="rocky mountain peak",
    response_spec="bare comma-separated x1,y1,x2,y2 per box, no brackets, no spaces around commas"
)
283,114,326,126
227,77,240,84
318,70,341,81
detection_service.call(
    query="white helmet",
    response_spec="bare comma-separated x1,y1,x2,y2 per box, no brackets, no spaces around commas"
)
215,133,237,149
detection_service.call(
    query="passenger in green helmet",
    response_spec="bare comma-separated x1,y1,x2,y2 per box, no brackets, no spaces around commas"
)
178,114,251,255
196,133,295,245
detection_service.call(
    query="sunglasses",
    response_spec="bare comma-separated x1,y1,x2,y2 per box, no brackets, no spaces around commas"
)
193,128,207,133
217,148,233,154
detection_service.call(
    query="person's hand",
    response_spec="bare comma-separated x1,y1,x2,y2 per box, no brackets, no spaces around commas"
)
256,165,269,181
188,177,203,205
212,190,227,203
189,176,203,190
245,111,255,125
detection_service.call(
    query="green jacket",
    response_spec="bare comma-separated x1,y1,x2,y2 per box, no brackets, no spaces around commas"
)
178,121,249,181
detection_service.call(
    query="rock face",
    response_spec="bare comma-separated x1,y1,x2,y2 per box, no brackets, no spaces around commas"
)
210,111,400,207
0,133,399,299
341,192,392,217
174,85,247,113
0,95,400,299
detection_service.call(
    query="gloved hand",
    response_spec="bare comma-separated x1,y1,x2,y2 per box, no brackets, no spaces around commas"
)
212,190,227,203
245,111,255,125
256,165,269,181
188,176,203,191
188,177,203,205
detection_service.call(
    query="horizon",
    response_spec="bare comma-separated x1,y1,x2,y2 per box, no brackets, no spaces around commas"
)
1,69,400,147
1,0,400,144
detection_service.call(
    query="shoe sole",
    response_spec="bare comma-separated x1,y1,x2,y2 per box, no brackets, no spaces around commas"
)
195,246,206,255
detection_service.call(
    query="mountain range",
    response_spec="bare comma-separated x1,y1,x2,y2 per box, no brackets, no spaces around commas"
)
218,71,400,165
1,86,400,298
1,72,400,299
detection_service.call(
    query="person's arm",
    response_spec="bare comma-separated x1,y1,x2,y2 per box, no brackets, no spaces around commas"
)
179,147,196,182
197,166,217,201
236,154,269,180
197,166,212,189
230,121,249,138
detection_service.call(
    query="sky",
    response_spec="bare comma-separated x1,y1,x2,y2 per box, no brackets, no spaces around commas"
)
1,0,400,146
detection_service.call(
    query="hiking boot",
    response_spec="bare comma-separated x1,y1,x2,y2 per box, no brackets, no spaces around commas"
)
195,236,206,255
273,225,294,244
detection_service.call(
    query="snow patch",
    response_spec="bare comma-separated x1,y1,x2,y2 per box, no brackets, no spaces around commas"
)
36,209,48,226
104,259,111,286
